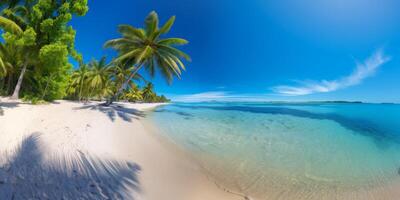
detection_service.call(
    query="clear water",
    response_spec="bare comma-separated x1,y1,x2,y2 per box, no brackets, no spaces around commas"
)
148,102,400,199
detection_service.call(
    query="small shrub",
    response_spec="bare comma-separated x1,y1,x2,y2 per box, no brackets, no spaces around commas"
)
22,95,48,105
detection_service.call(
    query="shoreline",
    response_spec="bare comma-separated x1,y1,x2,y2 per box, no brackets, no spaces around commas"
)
141,113,251,200
141,101,400,200
0,99,241,200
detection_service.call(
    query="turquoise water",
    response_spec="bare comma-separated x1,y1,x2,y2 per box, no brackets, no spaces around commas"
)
148,102,400,199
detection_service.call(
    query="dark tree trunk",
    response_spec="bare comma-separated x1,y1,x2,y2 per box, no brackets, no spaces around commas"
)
6,74,12,95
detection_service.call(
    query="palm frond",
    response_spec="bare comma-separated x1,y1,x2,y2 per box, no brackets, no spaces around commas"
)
0,57,6,75
135,45,152,64
145,57,155,77
2,8,27,28
0,16,22,35
144,11,159,36
159,16,175,34
158,44,191,61
118,25,146,40
157,58,173,84
114,49,142,63
158,38,188,46
157,51,182,76
103,38,140,50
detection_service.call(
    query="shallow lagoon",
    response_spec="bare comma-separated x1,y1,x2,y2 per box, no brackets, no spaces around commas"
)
149,102,400,199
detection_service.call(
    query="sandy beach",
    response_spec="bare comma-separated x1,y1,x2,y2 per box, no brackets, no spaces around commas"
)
0,98,242,200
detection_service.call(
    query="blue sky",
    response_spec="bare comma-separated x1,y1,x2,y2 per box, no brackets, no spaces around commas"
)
71,0,400,102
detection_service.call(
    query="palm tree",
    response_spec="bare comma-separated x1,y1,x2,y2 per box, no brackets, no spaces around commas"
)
70,63,89,101
99,78,114,100
87,57,112,98
0,15,23,35
0,12,35,100
124,83,143,102
110,63,143,95
0,43,14,77
104,11,190,105
0,16,25,98
0,41,20,94
142,82,156,102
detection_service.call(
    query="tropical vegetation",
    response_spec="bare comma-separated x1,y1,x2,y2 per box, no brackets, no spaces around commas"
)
0,0,88,100
103,11,190,105
0,1,188,104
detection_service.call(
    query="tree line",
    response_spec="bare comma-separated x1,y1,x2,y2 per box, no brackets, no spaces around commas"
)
0,0,189,104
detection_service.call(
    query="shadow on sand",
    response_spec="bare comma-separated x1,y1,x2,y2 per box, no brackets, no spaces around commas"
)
0,102,20,109
74,103,146,122
0,101,21,116
0,133,141,199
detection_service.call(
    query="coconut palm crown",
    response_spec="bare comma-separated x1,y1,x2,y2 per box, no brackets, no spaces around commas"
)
104,11,190,104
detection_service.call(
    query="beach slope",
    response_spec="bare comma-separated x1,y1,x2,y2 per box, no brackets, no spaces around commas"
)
0,99,241,200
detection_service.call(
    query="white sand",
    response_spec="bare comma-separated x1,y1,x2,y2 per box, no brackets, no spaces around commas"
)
0,98,242,200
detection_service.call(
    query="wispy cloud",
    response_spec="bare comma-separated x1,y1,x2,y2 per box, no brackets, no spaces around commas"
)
174,91,230,102
172,91,269,102
272,49,390,96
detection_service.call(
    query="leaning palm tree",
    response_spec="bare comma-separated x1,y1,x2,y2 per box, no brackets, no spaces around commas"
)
0,41,20,94
104,11,190,105
0,14,34,99
111,63,144,94
0,1,29,96
0,16,27,100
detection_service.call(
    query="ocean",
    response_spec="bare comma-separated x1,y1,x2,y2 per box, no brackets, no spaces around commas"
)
147,102,400,199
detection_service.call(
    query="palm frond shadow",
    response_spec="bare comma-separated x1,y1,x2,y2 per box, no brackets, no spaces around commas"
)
0,102,20,108
0,133,141,199
0,102,20,116
74,103,146,122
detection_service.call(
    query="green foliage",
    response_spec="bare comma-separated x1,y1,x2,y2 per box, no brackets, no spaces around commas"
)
67,57,115,101
105,11,190,84
0,15,23,34
123,84,143,102
0,4,177,104
66,59,169,103
22,94,47,104
71,0,89,16
3,26,37,48
68,62,89,100
0,0,88,100
39,42,68,70
103,11,190,104
122,82,170,103
87,57,111,94
0,42,19,77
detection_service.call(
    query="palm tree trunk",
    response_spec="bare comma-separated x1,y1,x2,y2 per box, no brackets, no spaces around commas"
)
6,74,12,95
105,64,143,106
1,77,6,91
11,62,28,99
78,78,84,101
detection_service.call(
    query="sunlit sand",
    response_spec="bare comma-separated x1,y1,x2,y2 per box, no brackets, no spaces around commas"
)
0,99,240,200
